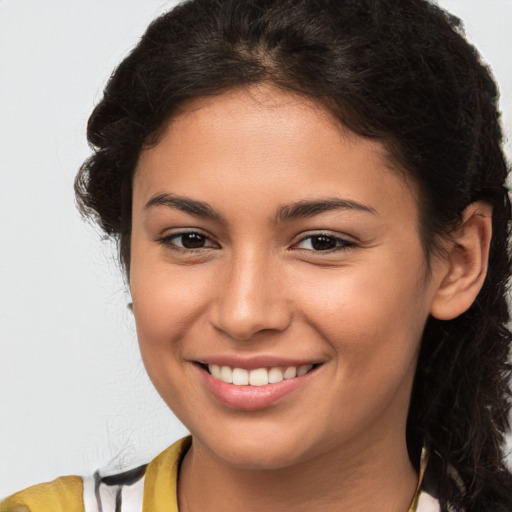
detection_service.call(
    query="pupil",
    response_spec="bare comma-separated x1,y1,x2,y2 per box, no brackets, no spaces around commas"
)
311,235,336,251
182,233,206,248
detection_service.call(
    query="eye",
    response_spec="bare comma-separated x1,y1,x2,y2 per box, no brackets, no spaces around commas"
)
159,231,218,250
293,233,356,252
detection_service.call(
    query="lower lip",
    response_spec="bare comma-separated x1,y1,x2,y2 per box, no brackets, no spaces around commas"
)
199,367,313,411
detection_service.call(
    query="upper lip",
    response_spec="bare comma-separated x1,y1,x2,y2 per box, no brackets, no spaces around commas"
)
193,355,323,370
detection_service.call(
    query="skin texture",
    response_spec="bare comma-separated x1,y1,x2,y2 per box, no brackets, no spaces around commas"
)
130,86,491,511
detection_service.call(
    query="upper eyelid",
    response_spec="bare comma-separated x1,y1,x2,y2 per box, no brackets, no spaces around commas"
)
293,230,357,243
159,227,212,239
158,229,219,248
294,238,355,246
290,232,359,252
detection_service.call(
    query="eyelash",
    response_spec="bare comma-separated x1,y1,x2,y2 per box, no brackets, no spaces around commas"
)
158,230,357,254
158,231,218,252
292,233,357,253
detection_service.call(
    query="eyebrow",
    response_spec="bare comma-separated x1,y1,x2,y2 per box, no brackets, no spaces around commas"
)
274,198,377,222
144,193,376,223
144,193,224,222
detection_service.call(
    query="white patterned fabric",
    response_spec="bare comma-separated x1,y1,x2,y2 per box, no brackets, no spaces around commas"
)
416,491,441,512
82,464,147,512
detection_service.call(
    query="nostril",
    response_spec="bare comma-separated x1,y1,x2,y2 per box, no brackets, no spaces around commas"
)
210,300,293,341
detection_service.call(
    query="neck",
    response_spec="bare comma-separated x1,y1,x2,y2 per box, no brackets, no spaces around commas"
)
178,433,418,512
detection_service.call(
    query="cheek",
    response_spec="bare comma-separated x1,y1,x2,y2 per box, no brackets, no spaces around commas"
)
299,268,428,433
129,252,209,361
129,263,209,411
298,253,430,373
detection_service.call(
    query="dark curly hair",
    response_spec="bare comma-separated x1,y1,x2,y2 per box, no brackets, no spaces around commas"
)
75,0,512,510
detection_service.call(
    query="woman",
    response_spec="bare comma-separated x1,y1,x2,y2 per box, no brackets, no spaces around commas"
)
2,0,511,510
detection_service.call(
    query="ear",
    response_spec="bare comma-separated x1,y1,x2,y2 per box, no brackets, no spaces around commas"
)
430,201,492,321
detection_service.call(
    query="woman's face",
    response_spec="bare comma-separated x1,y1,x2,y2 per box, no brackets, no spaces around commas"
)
130,86,444,469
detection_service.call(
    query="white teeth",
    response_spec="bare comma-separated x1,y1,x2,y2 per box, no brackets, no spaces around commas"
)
249,368,268,386
232,368,249,385
297,364,313,376
207,364,314,386
283,366,297,379
268,367,284,383
220,366,233,383
210,364,221,379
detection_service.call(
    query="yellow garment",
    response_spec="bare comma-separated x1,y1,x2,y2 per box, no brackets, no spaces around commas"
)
0,476,84,512
141,436,190,512
1,437,426,511
0,438,188,512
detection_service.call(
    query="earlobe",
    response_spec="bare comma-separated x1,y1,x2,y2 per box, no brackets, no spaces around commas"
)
430,201,492,321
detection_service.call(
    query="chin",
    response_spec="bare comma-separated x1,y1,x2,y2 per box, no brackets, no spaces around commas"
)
190,422,326,470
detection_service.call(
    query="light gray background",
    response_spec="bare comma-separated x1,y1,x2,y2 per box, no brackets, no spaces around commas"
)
1,0,511,497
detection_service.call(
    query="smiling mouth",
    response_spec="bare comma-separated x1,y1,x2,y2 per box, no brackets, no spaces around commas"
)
203,364,317,386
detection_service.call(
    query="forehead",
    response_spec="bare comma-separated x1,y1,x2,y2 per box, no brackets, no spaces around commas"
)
133,85,419,219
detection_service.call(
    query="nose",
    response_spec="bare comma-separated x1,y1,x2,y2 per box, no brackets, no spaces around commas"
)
210,251,292,341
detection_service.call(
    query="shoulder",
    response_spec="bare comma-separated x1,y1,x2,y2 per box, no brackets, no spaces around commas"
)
0,437,191,512
0,476,84,512
86,436,190,512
